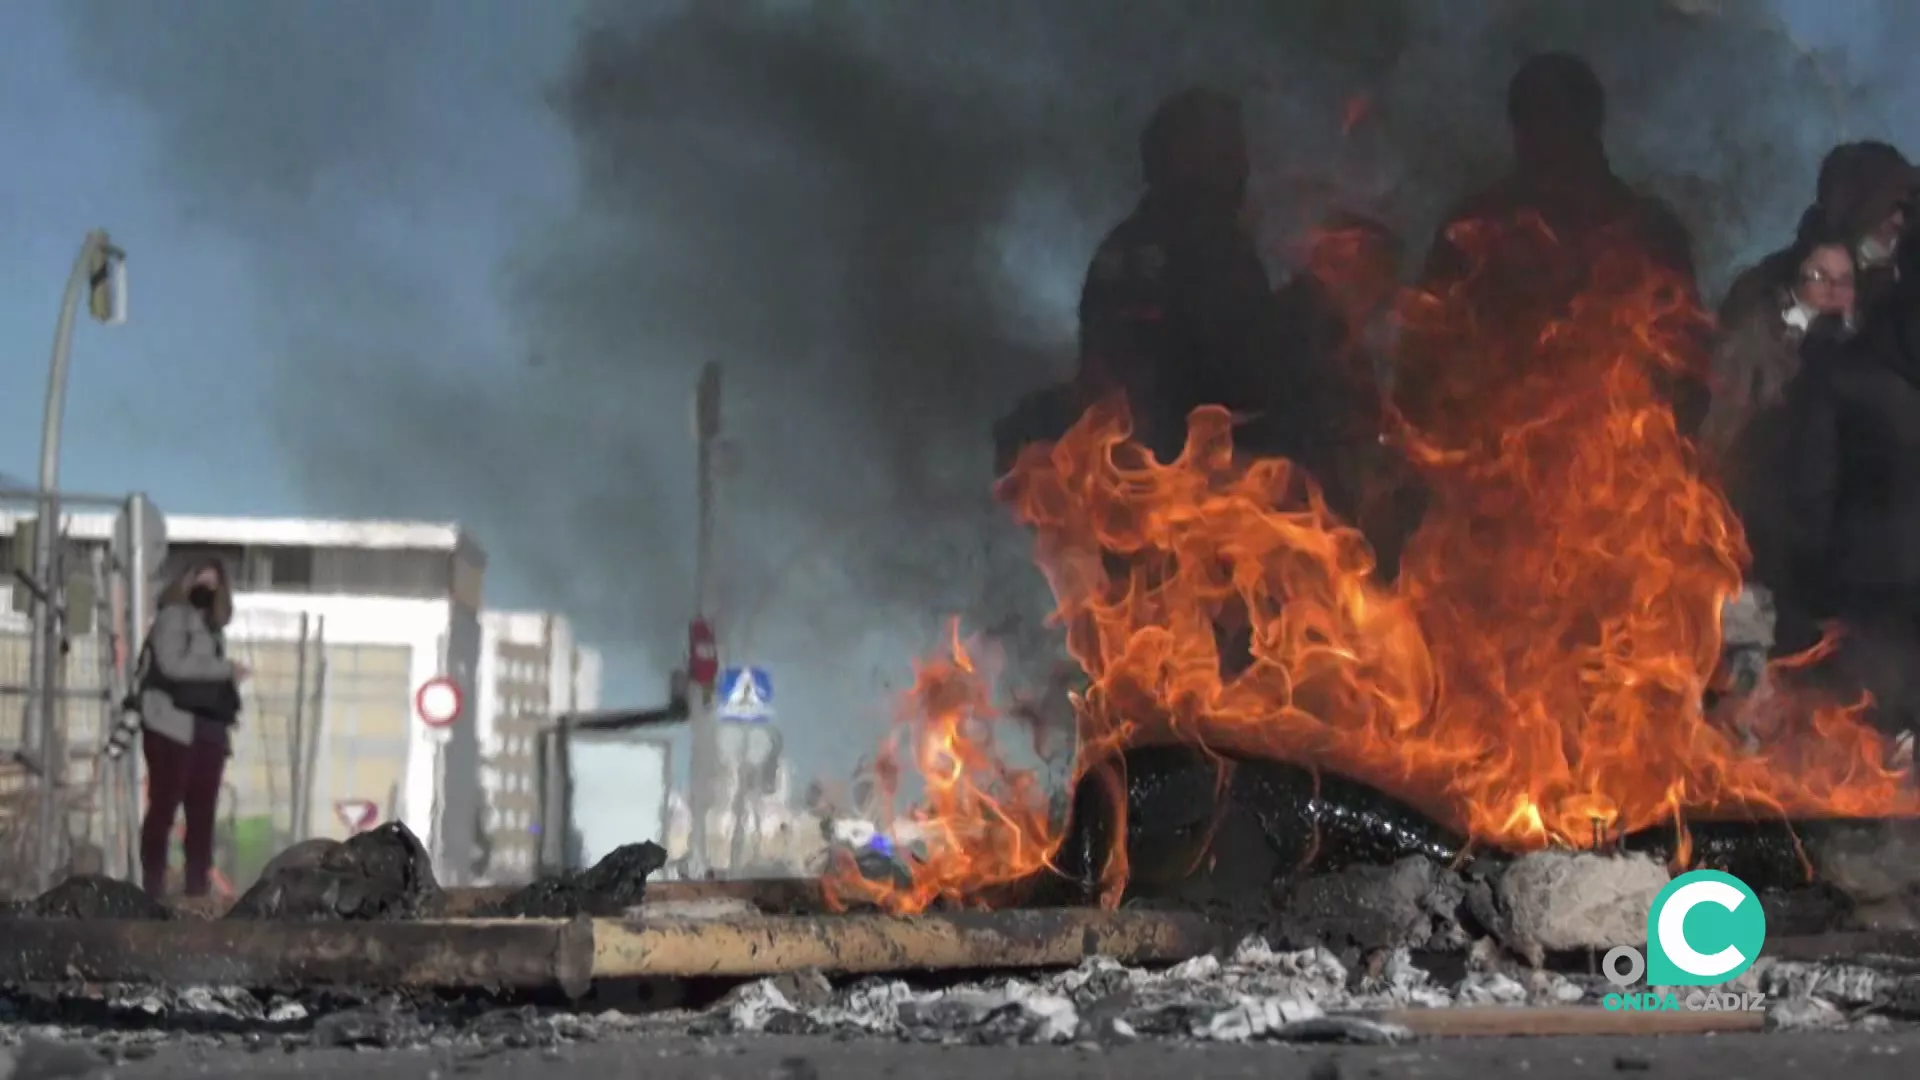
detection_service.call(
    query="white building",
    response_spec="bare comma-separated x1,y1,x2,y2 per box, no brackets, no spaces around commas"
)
474,610,602,882
1,511,489,888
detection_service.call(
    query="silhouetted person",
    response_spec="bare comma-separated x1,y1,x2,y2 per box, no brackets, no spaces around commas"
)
1075,88,1353,487
1274,212,1424,577
996,88,1350,502
1423,52,1696,290
1405,52,1703,435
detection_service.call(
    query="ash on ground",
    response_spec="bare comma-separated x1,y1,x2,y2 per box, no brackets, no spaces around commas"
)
0,985,650,1065
1,936,1917,1058
704,936,1920,1046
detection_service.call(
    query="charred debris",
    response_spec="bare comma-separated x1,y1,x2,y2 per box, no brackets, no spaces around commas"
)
855,744,1920,955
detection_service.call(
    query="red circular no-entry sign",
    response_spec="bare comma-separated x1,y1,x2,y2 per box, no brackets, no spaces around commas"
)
415,677,463,729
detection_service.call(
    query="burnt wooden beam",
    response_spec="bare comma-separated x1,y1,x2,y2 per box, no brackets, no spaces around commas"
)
588,908,1228,979
0,916,595,999
164,878,828,920
0,907,1224,993
440,878,826,918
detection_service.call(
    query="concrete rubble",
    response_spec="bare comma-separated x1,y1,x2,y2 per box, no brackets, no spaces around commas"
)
1490,851,1671,962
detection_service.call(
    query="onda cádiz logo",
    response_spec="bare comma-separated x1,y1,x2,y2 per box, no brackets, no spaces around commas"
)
1601,869,1769,1013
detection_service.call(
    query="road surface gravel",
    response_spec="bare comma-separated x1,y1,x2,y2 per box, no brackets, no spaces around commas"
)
85,1029,1919,1080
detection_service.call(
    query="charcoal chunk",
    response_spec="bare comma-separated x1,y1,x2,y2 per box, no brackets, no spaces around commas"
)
1272,857,1470,953
226,822,443,921
25,874,171,920
485,841,667,918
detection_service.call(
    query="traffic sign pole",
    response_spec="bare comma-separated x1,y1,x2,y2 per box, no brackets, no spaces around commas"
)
689,362,722,877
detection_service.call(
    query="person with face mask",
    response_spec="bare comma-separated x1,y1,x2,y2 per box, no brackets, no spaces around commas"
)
1780,206,1920,757
1808,140,1917,315
1703,230,1858,466
113,559,250,899
1702,227,1858,665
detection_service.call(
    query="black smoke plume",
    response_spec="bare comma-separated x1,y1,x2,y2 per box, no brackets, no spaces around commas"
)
58,0,1877,746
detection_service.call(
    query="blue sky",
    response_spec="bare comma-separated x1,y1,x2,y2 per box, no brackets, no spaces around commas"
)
0,0,1903,855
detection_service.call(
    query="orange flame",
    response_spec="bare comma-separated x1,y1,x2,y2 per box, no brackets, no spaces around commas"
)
824,213,1918,914
821,624,1061,913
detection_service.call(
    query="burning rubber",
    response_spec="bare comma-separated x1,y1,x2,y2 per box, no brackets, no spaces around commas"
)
1026,744,1920,922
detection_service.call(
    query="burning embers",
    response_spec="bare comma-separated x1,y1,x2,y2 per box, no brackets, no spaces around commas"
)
825,214,1920,916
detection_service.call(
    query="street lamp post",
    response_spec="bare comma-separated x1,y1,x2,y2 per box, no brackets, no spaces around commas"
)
29,228,127,891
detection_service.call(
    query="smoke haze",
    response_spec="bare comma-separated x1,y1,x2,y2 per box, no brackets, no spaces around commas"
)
57,0,1893,775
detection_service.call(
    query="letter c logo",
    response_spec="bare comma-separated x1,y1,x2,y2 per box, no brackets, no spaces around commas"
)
1645,870,1766,987
1658,879,1747,978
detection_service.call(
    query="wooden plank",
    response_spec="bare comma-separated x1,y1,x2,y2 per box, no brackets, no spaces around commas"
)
0,915,595,998
589,908,1226,978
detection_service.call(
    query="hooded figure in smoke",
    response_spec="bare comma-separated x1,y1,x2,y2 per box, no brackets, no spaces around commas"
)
1780,190,1920,749
1423,51,1696,289
1704,222,1860,659
1273,212,1426,579
1402,51,1705,438
1806,140,1919,315
1071,88,1358,503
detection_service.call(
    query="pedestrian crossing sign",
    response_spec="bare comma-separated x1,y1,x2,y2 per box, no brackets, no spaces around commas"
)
718,665,774,722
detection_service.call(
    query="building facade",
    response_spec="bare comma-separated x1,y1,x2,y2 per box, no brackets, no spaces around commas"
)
1,512,489,890
474,611,602,883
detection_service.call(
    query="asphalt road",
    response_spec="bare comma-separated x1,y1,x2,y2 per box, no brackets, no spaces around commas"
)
87,1029,1920,1079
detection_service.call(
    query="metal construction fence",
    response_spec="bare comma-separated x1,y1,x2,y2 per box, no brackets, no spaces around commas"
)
0,488,163,896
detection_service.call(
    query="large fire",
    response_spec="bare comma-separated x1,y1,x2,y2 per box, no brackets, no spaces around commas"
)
822,213,1920,915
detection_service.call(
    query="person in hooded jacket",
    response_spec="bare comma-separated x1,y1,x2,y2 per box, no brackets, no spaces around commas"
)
1814,140,1917,314
1702,223,1859,656
1717,141,1915,354
1780,202,1920,753
130,559,248,898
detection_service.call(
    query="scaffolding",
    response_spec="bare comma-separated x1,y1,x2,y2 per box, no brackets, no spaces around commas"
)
0,488,163,895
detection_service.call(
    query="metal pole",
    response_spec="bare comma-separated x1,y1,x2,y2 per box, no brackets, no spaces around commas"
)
288,613,311,840
31,230,109,891
689,362,722,876
123,493,155,879
302,618,327,834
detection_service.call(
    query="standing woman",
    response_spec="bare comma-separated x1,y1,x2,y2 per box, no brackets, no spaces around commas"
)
136,559,248,898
